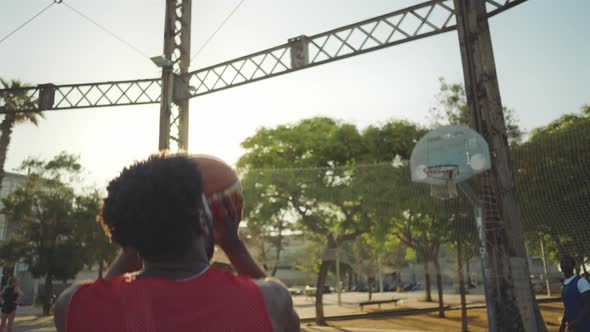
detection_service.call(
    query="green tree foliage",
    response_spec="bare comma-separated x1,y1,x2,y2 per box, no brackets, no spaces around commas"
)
0,79,43,192
0,79,44,280
238,117,425,324
0,153,114,315
430,77,524,144
73,191,118,278
238,117,367,324
240,170,292,276
514,105,590,261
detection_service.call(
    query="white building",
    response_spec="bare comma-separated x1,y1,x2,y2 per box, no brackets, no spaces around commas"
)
0,172,37,304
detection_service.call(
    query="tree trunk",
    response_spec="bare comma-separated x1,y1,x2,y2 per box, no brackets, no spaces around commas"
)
43,273,54,316
315,259,330,326
368,276,374,301
0,114,15,194
347,271,352,291
424,261,432,302
434,258,445,318
466,256,472,286
271,228,284,276
457,242,468,332
271,241,282,276
582,260,589,280
396,271,402,292
98,260,104,279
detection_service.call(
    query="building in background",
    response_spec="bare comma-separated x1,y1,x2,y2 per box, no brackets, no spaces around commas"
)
0,172,35,304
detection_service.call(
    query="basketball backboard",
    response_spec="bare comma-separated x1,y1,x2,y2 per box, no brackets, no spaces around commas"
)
410,125,491,197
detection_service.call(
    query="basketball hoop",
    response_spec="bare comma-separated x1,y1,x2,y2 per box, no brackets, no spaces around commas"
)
425,165,458,199
410,125,491,200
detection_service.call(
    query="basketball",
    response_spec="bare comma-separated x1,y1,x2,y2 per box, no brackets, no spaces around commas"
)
191,154,243,218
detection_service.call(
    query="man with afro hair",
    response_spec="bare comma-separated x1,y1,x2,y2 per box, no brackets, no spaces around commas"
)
54,153,299,332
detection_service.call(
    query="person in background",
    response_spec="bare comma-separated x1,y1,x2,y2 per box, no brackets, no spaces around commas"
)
560,256,590,332
0,277,24,332
53,153,299,332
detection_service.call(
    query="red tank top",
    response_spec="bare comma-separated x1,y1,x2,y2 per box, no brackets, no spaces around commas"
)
67,266,274,332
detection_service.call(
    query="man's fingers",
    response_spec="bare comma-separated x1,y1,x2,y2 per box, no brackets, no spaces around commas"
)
222,195,238,221
209,197,229,223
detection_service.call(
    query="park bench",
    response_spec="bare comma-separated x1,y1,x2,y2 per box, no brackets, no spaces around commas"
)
359,297,405,311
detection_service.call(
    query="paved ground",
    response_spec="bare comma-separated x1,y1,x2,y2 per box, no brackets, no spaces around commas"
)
293,287,488,319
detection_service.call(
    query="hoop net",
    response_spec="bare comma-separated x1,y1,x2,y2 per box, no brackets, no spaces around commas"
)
425,165,458,200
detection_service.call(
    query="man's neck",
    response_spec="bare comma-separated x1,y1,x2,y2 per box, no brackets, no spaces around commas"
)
564,272,575,279
139,250,210,280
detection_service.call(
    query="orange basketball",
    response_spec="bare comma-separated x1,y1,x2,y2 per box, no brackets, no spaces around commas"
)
191,155,239,197
191,155,243,218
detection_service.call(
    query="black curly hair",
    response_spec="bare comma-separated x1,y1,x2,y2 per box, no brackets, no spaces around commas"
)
100,152,205,260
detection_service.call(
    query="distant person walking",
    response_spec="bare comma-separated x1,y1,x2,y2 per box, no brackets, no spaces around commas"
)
560,256,590,332
0,278,24,332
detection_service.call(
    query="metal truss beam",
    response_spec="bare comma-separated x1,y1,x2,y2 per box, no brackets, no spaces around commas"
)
0,0,526,115
159,0,192,151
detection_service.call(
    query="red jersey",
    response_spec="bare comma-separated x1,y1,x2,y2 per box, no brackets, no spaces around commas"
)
67,266,274,332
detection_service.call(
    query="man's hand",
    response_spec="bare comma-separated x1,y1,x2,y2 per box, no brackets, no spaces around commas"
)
208,191,266,279
208,191,243,250
104,248,143,279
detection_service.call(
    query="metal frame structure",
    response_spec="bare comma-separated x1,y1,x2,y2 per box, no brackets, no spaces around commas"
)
0,2,539,330
1,0,523,116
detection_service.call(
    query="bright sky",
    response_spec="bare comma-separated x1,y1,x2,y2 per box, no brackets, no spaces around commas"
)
1,0,588,189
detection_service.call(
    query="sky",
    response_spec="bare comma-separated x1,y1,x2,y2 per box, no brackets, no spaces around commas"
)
0,0,589,189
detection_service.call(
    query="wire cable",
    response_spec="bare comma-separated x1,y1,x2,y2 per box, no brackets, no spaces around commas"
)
190,0,247,64
0,2,55,46
61,1,152,61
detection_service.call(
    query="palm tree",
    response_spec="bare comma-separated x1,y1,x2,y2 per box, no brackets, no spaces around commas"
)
0,79,44,190
0,79,42,287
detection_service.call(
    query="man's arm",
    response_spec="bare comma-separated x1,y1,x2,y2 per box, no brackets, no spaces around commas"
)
571,292,590,331
256,278,300,332
54,249,142,332
54,284,82,332
104,248,143,279
560,313,567,332
221,239,266,279
212,195,266,279
213,190,299,330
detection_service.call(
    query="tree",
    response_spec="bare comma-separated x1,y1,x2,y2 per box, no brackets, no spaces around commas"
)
430,77,524,144
514,105,590,262
0,79,43,192
0,79,44,280
238,117,370,325
73,191,118,278
240,171,292,276
0,153,99,315
363,161,449,315
238,117,427,324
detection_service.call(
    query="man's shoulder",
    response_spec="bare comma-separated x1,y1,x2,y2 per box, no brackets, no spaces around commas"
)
54,277,129,332
253,277,300,331
54,283,85,332
577,276,590,294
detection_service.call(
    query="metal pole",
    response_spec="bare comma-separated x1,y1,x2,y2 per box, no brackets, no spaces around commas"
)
539,234,552,297
158,0,175,151
336,246,342,305
454,0,544,330
158,0,192,151
475,206,497,332
176,0,191,150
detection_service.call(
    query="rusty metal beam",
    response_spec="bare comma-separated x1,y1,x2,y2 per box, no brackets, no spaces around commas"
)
0,0,526,115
